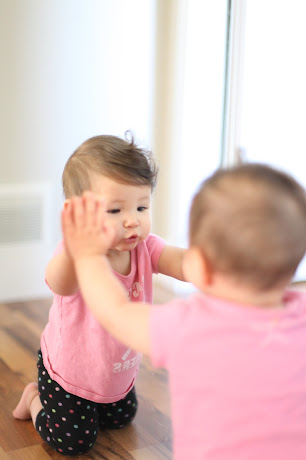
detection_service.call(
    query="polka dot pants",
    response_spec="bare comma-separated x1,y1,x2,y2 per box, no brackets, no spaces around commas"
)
36,351,138,456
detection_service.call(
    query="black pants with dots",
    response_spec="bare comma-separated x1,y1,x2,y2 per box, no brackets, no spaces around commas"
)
36,351,138,456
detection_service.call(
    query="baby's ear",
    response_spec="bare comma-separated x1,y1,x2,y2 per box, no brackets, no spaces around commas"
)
182,246,213,291
64,199,71,210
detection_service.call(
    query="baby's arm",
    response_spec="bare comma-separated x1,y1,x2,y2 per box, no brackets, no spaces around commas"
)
62,192,151,355
45,201,79,295
45,249,78,296
158,245,186,281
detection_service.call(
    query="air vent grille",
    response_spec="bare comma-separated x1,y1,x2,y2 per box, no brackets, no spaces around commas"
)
0,183,52,246
0,195,43,244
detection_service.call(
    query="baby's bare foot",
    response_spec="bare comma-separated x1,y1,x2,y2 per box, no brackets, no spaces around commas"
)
13,382,39,420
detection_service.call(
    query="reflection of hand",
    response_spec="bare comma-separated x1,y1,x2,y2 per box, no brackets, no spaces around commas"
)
61,191,115,262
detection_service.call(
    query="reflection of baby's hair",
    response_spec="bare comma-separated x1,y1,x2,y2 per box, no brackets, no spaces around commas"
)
62,132,158,199
189,163,306,289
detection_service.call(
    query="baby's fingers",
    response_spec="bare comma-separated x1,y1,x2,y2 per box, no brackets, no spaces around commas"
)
61,200,77,257
72,196,85,228
94,195,105,228
95,198,115,245
82,191,100,228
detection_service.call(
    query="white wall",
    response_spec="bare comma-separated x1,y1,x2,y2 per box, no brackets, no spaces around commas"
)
0,0,155,301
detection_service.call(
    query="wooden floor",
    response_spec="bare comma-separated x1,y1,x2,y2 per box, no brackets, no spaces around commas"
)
0,296,173,460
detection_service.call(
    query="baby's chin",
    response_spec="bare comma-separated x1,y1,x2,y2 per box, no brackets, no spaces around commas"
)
113,243,138,252
113,238,145,252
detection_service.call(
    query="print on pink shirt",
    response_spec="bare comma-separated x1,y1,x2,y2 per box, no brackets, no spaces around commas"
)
128,276,144,300
113,348,141,373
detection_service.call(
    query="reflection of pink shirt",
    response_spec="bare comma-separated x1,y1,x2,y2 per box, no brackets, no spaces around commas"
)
150,290,306,460
41,233,165,403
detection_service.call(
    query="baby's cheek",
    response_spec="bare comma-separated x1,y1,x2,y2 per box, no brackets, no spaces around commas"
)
143,222,152,238
106,223,121,246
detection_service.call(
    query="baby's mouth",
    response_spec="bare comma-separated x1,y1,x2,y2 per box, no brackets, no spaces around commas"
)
124,234,138,244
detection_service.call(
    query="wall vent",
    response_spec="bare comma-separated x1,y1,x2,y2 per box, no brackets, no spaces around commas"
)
0,183,52,246
0,182,54,302
0,195,42,244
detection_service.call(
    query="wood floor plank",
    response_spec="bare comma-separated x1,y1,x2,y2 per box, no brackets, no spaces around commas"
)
1,445,52,460
130,443,172,460
0,330,37,383
106,424,148,452
91,431,134,460
136,357,171,417
0,361,41,453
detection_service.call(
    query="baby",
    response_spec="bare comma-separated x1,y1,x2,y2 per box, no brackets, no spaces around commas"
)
62,163,306,460
13,133,186,456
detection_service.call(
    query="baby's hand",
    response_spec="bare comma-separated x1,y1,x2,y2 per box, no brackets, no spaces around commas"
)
61,192,115,262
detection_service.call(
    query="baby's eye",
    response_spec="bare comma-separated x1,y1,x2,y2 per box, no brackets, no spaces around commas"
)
137,206,147,212
107,209,120,214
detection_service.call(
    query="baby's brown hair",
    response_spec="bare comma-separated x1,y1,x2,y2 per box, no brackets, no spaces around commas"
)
62,132,158,199
189,164,306,289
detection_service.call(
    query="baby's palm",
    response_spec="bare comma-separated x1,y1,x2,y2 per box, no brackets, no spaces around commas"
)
62,193,115,261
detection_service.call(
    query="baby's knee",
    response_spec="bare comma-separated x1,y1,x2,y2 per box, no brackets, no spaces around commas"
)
50,433,98,456
36,420,98,456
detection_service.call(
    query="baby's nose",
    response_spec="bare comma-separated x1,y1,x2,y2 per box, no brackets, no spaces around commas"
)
124,214,139,228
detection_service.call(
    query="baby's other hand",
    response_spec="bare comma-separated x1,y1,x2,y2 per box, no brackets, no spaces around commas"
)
61,192,115,262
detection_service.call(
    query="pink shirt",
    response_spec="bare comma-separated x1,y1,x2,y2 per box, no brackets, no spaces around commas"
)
41,233,165,403
150,289,306,460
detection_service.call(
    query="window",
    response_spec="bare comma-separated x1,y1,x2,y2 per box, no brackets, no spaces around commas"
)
239,0,306,280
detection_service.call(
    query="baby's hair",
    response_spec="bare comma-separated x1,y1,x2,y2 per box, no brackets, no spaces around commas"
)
62,131,158,198
189,163,306,290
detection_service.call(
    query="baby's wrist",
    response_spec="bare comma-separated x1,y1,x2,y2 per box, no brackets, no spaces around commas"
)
74,253,109,275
